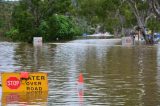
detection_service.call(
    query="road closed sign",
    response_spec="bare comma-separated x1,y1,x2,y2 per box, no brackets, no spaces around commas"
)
1,72,48,92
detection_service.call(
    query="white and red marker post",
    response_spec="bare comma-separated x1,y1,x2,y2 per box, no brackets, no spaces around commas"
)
77,73,84,103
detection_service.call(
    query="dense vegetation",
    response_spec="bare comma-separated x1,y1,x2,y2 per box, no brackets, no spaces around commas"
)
0,0,160,42
0,1,16,36
3,0,82,42
76,0,160,36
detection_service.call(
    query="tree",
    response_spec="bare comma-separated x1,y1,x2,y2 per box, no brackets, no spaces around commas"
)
147,17,160,32
47,14,81,41
76,0,122,34
76,0,137,36
149,0,160,19
0,1,17,32
126,0,153,27
7,0,80,42
76,0,160,35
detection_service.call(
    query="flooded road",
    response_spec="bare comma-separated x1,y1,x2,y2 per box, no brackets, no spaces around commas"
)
0,39,160,105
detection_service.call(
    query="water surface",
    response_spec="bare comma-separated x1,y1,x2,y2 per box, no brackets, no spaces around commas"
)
0,39,160,106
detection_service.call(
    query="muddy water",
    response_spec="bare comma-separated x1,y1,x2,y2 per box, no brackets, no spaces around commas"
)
0,39,160,106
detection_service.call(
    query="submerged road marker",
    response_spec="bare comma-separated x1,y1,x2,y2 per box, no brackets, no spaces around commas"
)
78,73,84,84
77,73,84,103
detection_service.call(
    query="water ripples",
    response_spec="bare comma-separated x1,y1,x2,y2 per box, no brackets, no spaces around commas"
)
0,39,160,105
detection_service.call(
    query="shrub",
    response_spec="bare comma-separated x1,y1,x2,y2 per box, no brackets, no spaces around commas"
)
47,14,82,41
38,20,49,41
5,28,19,41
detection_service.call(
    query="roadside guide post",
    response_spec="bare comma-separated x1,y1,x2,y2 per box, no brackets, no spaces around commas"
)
122,37,133,46
33,37,42,46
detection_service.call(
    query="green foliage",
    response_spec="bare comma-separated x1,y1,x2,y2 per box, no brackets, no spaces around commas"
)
102,0,120,12
120,2,136,28
77,0,127,34
51,0,73,14
0,19,4,28
76,0,157,35
0,2,16,34
136,0,149,11
5,28,19,40
7,0,81,42
147,18,160,32
104,18,120,33
47,15,81,41
4,0,160,41
38,20,49,38
11,4,36,42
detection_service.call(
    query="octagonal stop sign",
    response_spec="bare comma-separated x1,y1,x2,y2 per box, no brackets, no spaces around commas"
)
6,77,20,89
2,72,48,92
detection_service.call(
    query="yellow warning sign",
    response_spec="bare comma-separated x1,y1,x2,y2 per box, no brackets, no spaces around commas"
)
1,72,48,92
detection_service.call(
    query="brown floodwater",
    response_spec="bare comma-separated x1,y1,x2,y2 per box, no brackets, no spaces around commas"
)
0,39,160,106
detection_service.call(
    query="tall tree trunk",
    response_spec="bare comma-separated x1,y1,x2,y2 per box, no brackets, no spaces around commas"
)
127,0,145,27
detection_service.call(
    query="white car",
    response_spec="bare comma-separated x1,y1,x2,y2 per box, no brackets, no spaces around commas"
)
103,32,114,37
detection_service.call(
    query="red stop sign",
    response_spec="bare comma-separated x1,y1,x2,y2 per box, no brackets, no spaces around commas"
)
6,77,21,89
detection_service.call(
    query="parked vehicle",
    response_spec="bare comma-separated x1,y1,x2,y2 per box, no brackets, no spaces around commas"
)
153,33,160,44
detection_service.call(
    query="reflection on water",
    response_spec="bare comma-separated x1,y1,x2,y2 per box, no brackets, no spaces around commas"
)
2,91,48,105
0,39,160,105
0,42,20,72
